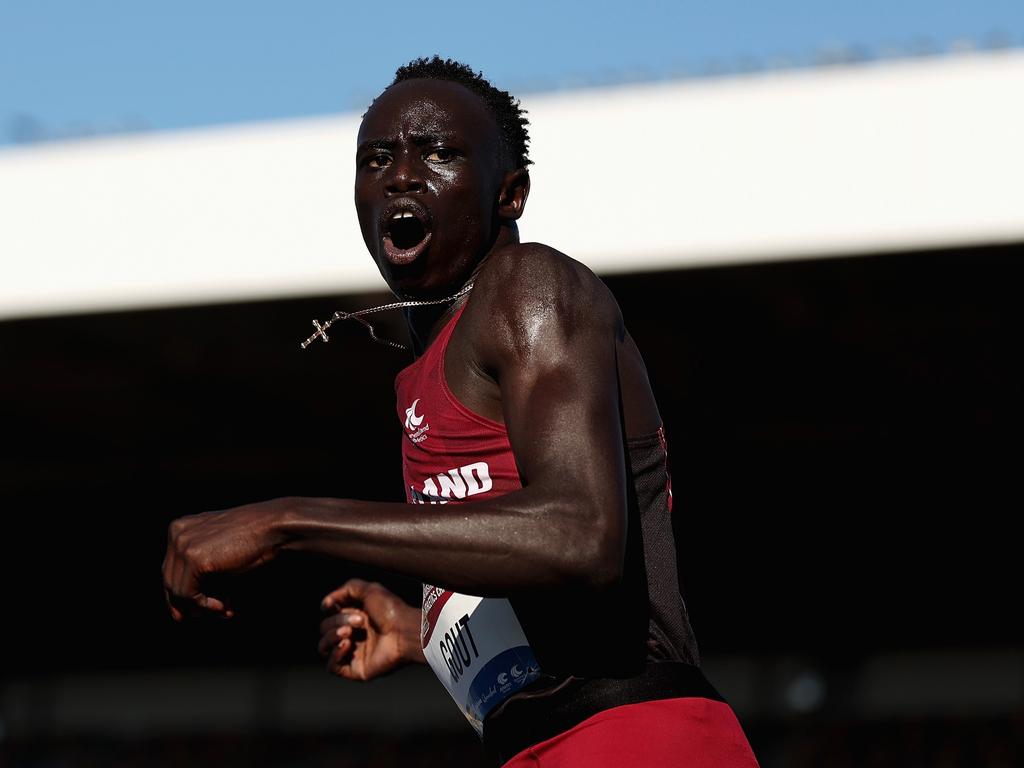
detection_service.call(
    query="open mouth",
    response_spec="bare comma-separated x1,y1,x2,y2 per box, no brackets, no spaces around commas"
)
383,211,432,266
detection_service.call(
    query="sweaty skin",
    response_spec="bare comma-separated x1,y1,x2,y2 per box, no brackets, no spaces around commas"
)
163,79,664,671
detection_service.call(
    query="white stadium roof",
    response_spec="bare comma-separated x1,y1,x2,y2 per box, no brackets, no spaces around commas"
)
1,50,1022,319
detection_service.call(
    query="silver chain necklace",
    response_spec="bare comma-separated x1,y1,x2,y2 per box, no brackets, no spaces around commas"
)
300,281,475,351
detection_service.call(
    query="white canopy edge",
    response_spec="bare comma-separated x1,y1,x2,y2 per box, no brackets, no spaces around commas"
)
1,50,1022,320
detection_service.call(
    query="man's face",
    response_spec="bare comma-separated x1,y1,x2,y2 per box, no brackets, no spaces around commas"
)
355,79,508,298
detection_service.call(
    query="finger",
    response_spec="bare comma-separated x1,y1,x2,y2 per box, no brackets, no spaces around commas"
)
162,540,182,604
171,550,227,618
169,589,229,620
319,614,341,638
166,521,188,591
195,593,229,615
319,609,365,636
318,630,337,657
318,624,353,657
332,636,353,660
170,548,189,607
327,639,354,676
167,554,197,617
164,589,184,622
321,579,372,611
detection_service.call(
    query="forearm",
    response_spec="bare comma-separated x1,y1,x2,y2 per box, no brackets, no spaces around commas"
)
275,490,620,596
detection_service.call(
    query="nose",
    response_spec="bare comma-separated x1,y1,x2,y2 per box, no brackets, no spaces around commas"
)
384,153,425,196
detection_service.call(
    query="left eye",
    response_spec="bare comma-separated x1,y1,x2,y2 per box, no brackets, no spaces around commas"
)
424,148,457,163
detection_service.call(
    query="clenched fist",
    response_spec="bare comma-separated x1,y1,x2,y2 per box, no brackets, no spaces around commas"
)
163,500,287,620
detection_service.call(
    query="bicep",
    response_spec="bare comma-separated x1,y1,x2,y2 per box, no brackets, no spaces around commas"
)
496,295,628,528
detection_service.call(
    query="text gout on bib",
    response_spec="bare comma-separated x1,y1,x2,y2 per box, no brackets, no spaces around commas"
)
421,585,542,735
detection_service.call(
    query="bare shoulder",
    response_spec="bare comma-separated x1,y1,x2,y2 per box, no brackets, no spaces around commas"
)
465,243,623,362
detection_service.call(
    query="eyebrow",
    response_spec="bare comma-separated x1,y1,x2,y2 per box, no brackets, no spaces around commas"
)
357,132,458,154
357,138,394,154
409,131,456,145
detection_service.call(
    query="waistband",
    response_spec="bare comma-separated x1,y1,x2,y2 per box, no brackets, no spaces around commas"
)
482,661,724,766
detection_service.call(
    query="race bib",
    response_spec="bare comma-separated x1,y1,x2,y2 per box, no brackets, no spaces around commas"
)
421,584,542,735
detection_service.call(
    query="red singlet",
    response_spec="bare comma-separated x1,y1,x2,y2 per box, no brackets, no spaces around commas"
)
395,301,759,766
396,302,521,506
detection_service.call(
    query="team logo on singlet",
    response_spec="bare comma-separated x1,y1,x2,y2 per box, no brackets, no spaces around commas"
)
404,398,429,443
404,399,424,429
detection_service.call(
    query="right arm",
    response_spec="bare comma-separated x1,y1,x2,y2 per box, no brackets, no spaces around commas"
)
162,250,629,616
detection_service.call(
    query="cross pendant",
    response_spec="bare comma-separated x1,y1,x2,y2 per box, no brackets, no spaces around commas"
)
300,319,331,349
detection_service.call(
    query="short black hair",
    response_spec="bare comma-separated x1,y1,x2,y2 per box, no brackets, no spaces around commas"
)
389,56,532,169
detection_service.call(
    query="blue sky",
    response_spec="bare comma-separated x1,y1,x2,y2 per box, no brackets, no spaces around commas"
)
1,1,1021,146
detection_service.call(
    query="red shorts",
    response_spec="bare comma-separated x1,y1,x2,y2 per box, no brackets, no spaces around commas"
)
500,697,759,767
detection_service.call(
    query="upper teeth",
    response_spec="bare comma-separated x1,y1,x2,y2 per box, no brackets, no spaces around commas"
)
391,212,415,220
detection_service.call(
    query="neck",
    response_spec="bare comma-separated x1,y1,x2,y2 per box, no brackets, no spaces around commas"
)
403,222,519,354
404,303,453,356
